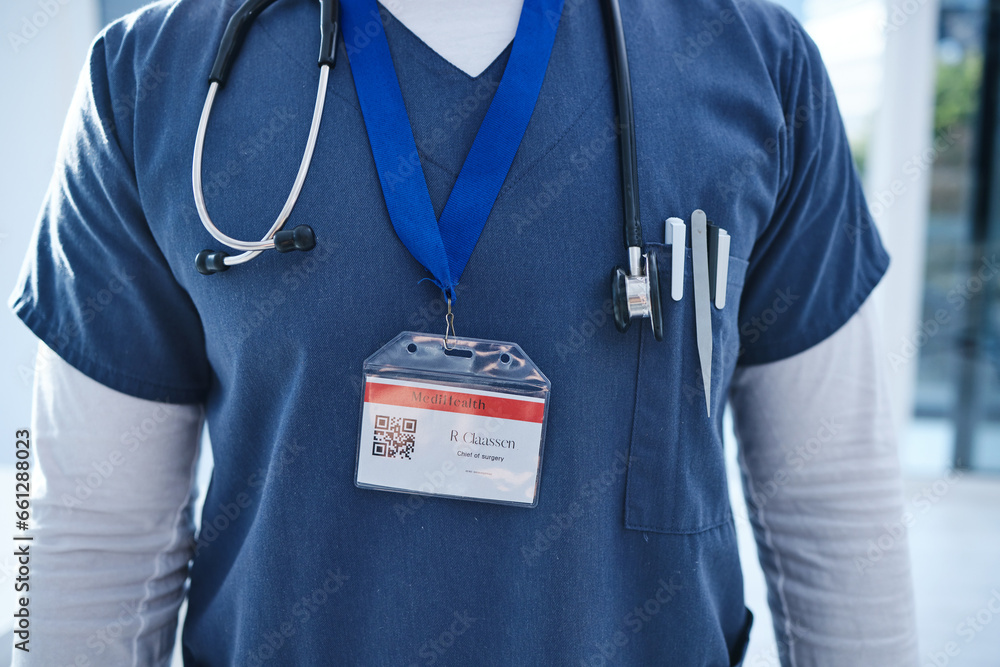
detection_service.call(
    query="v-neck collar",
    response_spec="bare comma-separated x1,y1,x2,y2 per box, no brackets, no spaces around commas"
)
379,2,522,80
252,0,610,203
382,7,514,83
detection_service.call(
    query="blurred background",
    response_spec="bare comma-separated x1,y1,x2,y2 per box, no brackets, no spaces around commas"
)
0,0,997,665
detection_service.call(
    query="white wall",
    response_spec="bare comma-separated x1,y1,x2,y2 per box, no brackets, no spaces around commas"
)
0,1,101,660
864,0,940,442
802,0,939,444
1,0,101,444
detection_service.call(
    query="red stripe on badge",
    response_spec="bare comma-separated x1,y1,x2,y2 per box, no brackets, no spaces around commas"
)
364,383,545,423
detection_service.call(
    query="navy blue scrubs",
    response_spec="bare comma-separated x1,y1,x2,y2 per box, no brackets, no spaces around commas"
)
10,0,888,664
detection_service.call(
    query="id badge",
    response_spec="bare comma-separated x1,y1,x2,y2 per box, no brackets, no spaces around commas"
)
355,332,551,507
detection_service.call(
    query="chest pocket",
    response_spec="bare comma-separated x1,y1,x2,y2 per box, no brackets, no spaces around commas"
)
624,242,748,534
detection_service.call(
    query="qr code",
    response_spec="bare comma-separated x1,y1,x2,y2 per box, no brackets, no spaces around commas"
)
372,416,416,459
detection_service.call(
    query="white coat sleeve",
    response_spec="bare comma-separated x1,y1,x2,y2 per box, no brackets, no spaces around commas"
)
12,342,203,667
729,298,920,666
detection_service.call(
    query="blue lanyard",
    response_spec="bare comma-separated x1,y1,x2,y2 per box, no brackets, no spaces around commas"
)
340,0,565,300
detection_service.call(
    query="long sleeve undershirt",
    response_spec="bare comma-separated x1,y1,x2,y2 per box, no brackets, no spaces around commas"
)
730,299,918,666
14,342,202,667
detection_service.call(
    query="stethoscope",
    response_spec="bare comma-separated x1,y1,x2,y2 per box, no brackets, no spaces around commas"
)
192,0,663,341
192,0,338,275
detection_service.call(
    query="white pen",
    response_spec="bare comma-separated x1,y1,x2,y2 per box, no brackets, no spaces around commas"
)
715,229,730,309
665,217,686,301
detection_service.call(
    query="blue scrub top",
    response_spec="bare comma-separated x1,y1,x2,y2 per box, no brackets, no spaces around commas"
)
10,0,888,664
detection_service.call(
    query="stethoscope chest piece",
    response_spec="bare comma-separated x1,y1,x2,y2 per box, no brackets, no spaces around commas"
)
612,250,663,341
602,0,663,343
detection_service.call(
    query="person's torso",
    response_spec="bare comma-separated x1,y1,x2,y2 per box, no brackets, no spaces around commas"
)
117,0,790,662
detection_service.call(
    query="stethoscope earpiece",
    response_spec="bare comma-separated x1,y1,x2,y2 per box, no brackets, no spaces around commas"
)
195,224,316,274
273,225,317,253
195,250,231,275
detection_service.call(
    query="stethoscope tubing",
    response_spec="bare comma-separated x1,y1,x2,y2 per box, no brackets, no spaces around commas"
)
603,0,642,267
191,0,653,303
192,60,331,265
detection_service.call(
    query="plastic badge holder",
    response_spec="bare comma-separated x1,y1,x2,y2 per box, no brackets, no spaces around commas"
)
355,332,551,508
